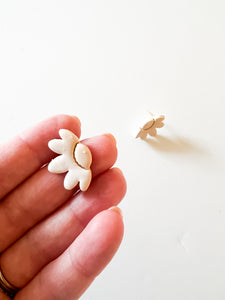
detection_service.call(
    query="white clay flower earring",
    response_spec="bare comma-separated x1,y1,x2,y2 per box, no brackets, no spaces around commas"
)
48,129,92,191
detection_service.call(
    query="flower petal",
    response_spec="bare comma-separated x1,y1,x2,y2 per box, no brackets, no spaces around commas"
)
148,128,157,136
64,170,78,190
48,139,64,154
74,143,92,169
48,155,68,174
155,121,164,128
79,170,92,191
59,129,78,144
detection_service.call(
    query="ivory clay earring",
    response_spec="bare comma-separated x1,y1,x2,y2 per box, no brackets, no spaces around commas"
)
48,129,92,191
136,112,165,139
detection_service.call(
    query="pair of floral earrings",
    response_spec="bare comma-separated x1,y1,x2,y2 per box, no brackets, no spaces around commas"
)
48,112,165,191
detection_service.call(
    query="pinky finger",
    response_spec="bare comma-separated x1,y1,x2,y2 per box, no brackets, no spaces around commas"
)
15,208,124,300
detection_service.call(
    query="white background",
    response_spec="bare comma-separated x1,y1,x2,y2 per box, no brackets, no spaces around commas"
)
0,1,225,299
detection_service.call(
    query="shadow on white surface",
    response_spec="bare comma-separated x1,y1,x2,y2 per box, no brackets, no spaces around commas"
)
144,134,205,155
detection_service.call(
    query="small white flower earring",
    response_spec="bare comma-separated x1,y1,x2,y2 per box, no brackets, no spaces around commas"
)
48,129,92,191
136,112,165,139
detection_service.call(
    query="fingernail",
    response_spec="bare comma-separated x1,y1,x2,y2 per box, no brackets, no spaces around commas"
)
109,206,123,217
103,133,117,145
72,116,81,127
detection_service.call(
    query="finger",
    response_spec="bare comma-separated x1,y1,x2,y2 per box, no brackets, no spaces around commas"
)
0,134,117,251
0,291,9,300
0,115,81,199
15,208,124,300
1,168,126,288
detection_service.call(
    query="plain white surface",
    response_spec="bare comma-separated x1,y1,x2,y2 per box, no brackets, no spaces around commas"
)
0,1,225,299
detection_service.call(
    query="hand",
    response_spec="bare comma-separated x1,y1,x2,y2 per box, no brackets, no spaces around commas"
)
0,115,126,300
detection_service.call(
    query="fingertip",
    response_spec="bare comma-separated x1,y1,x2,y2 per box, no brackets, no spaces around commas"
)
109,206,123,218
105,207,124,241
94,208,124,248
80,167,126,207
74,208,124,276
82,135,118,176
111,167,127,197
103,133,117,145
71,115,81,128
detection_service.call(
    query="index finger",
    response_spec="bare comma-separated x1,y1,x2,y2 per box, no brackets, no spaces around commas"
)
0,115,81,199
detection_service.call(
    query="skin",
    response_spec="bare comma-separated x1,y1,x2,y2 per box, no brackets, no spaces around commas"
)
0,115,127,300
